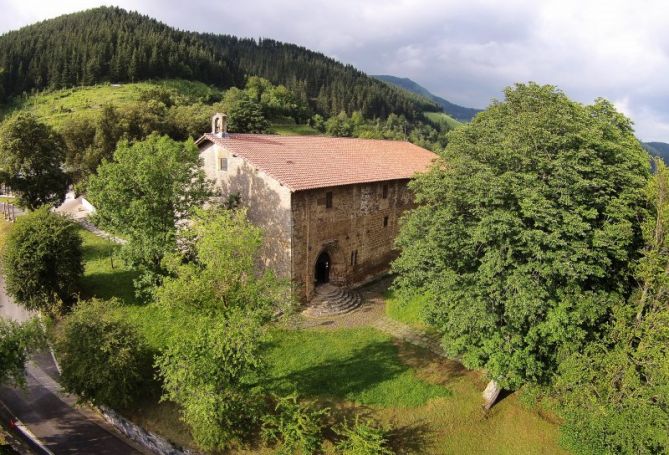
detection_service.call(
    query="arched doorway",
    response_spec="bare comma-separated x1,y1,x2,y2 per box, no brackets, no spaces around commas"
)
314,251,331,285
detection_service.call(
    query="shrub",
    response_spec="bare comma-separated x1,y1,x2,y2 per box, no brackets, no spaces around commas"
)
156,308,267,451
261,393,330,455
2,207,83,313
0,318,46,386
334,416,394,455
56,299,152,408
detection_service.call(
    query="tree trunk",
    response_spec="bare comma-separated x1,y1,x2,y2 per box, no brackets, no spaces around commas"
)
482,379,502,410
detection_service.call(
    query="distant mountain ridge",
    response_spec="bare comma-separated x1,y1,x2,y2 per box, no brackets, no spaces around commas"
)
374,75,482,122
643,141,669,164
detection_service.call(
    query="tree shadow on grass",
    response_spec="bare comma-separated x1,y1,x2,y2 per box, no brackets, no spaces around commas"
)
389,421,433,454
268,340,408,398
266,339,451,407
80,270,139,304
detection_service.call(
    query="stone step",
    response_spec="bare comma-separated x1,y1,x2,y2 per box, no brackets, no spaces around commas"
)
303,285,362,318
314,286,345,298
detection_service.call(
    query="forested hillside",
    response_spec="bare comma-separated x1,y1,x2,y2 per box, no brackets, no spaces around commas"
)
374,75,481,121
644,141,669,164
0,7,439,120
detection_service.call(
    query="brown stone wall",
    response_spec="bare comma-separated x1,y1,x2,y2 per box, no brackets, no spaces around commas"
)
291,179,414,301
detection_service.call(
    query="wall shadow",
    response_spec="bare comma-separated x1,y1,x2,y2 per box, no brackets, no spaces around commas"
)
220,162,291,279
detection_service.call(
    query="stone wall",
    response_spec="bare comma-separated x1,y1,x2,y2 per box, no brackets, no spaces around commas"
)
199,142,292,278
99,406,198,455
291,179,413,301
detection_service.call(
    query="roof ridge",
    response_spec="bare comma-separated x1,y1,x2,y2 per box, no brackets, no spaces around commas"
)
197,132,437,192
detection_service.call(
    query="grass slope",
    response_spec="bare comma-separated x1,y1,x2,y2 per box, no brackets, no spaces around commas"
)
265,328,450,407
424,111,463,131
0,80,221,129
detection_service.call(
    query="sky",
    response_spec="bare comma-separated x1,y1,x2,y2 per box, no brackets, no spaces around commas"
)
1,0,668,142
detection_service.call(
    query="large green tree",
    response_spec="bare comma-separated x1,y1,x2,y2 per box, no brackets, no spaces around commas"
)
553,160,669,455
155,208,289,450
87,134,212,295
3,207,83,313
156,207,288,317
0,113,69,209
392,83,650,398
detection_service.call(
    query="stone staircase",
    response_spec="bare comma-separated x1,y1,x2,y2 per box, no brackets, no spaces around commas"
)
302,283,363,318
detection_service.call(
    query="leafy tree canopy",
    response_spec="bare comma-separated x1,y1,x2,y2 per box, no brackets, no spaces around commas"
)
552,160,669,455
156,308,267,451
86,134,212,295
2,207,83,313
0,113,69,209
157,207,291,321
393,83,650,389
154,207,290,450
0,318,45,386
56,298,152,408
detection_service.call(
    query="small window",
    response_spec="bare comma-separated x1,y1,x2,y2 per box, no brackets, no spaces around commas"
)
383,216,389,227
382,184,389,199
219,157,228,171
325,191,333,209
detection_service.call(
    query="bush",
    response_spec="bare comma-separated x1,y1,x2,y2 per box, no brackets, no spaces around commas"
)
0,318,45,386
3,207,83,313
56,299,152,408
261,393,330,455
156,308,267,451
334,416,394,455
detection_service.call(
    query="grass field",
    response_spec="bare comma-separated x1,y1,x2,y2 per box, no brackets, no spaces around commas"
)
73,226,567,454
385,291,430,329
270,116,321,136
424,111,463,130
265,328,450,407
0,80,222,129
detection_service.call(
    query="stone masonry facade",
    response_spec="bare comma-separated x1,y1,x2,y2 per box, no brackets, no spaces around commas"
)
196,115,435,303
291,180,413,301
200,136,414,302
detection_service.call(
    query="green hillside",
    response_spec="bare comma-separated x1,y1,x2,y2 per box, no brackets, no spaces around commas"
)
644,141,669,164
0,7,439,121
0,80,222,129
0,81,322,138
424,111,463,130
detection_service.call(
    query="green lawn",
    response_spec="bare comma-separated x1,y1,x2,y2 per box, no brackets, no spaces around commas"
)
79,228,138,304
385,290,430,329
265,328,450,407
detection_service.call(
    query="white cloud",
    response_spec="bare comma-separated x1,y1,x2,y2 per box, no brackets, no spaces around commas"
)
1,0,669,141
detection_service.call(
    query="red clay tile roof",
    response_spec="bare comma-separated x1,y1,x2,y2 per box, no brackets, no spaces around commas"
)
197,133,437,191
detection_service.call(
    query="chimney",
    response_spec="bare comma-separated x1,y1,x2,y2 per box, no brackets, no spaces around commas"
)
211,113,228,137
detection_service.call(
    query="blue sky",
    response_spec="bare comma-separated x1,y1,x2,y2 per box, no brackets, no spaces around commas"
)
2,0,668,142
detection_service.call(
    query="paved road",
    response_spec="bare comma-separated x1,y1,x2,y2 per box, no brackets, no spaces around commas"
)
0,279,145,454
0,276,31,323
